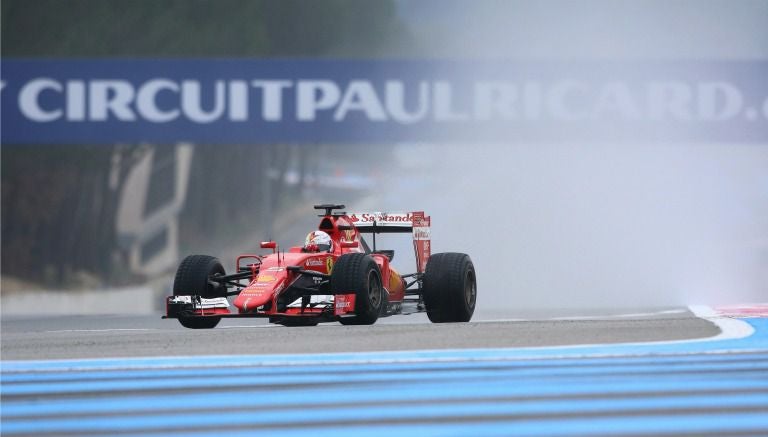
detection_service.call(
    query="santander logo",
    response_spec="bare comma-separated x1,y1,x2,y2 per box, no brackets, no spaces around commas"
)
348,213,413,224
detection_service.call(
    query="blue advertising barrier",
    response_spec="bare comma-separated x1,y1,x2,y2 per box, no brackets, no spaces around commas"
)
1,59,767,144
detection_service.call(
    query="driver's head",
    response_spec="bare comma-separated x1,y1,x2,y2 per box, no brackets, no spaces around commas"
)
304,230,333,252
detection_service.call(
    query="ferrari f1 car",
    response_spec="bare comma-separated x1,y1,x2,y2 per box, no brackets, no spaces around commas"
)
164,204,477,328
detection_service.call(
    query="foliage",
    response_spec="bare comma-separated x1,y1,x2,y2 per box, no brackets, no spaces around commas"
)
1,0,411,57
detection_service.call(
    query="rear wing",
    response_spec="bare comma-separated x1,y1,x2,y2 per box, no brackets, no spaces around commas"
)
348,212,431,273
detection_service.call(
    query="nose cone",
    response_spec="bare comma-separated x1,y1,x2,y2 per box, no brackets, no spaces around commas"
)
234,272,284,312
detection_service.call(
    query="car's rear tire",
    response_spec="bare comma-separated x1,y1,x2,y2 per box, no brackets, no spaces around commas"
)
332,253,383,325
422,252,476,323
173,255,225,329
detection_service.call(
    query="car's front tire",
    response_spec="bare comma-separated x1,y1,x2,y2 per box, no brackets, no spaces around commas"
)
332,253,383,325
172,255,225,329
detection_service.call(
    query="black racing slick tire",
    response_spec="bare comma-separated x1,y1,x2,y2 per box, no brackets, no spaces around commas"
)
331,253,384,325
422,252,477,323
172,255,225,329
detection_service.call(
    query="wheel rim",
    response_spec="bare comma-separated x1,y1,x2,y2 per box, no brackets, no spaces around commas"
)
368,271,382,308
465,271,476,308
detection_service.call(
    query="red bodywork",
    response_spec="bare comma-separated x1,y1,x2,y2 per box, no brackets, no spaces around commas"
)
167,209,427,323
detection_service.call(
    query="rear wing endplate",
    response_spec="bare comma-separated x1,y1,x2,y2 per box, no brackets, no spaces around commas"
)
348,212,431,273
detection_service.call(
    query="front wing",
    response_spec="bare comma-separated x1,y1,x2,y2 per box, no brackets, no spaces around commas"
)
164,293,358,321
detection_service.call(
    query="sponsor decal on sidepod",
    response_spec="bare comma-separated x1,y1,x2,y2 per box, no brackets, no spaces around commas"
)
305,259,324,267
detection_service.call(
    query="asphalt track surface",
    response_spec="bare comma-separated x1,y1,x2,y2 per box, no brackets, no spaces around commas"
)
2,308,717,360
2,307,768,436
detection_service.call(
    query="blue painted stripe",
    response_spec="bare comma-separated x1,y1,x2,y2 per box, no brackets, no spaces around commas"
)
4,376,766,419
115,413,768,437
4,352,767,383
0,362,753,385
3,361,766,397
3,393,767,434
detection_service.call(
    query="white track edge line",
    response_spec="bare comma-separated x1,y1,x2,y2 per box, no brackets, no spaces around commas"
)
688,305,755,341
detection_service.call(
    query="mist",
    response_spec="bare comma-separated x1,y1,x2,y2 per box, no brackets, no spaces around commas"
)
365,142,768,312
359,1,768,312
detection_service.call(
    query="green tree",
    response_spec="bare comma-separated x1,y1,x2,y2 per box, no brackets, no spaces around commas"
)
1,0,411,57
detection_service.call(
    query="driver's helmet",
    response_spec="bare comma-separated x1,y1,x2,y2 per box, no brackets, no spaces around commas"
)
304,230,333,252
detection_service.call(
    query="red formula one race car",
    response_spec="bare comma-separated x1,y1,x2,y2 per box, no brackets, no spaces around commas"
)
164,204,477,328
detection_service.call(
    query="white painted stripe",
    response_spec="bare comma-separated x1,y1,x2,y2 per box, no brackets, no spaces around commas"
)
44,328,157,333
4,347,768,374
470,318,531,323
476,308,688,323
7,338,763,372
217,325,277,329
688,305,719,318
689,305,756,341
548,309,689,321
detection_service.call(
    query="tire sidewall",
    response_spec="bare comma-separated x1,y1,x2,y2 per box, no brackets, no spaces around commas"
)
172,255,225,329
173,255,226,299
332,253,383,325
423,252,476,323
